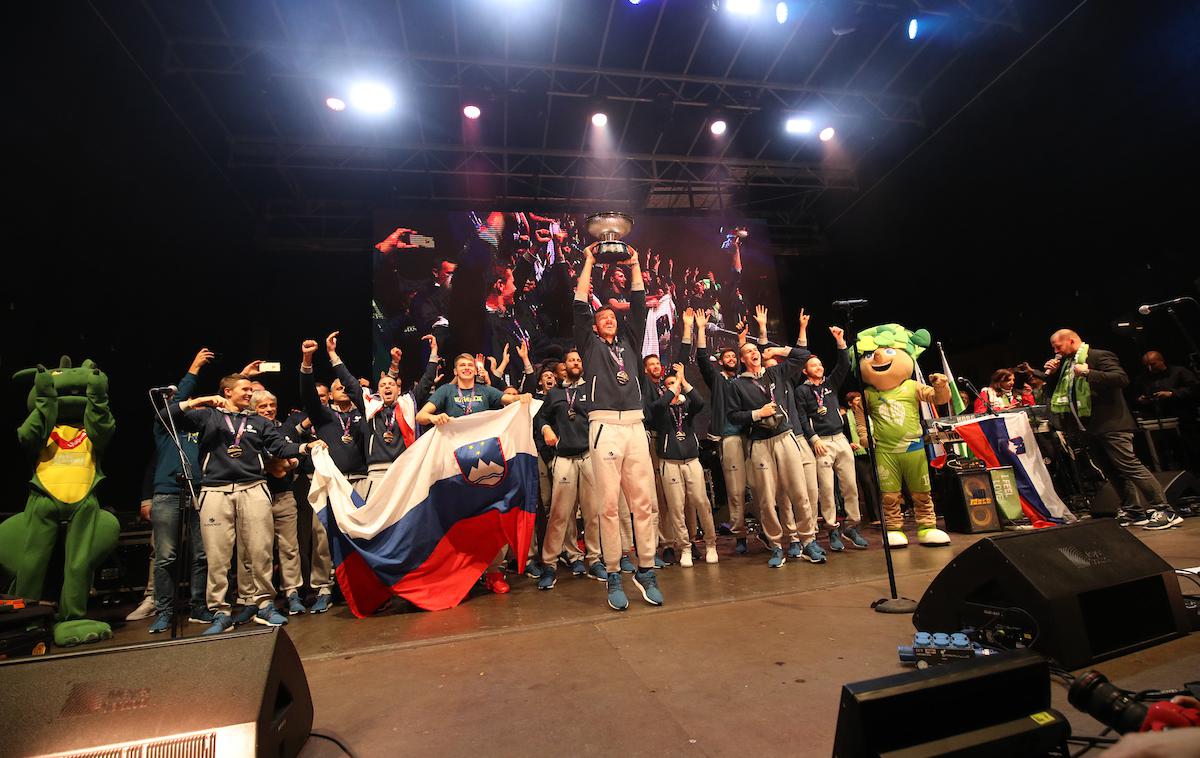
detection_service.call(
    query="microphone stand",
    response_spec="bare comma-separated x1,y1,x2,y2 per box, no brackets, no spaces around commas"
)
149,390,198,640
1164,302,1200,376
836,301,916,614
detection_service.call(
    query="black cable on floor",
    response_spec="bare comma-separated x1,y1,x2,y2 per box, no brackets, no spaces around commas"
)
309,730,357,758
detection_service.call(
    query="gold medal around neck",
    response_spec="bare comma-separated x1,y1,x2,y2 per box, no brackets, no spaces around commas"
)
675,431,687,441
616,370,629,385
227,445,242,458
341,434,354,444
383,432,395,444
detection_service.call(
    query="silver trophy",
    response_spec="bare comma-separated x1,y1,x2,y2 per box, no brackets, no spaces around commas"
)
721,225,749,249
585,211,635,265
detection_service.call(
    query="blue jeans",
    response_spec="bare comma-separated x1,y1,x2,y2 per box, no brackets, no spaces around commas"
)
152,493,208,614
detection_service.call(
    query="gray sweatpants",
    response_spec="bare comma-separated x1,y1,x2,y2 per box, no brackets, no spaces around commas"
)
814,435,861,528
543,453,601,565
749,432,817,547
198,481,273,613
661,458,717,550
719,435,750,537
237,490,304,602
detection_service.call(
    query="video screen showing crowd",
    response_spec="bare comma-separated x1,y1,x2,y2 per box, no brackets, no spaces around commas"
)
120,213,1196,638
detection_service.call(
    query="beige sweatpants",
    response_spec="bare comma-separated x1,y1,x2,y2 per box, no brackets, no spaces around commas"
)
236,490,304,602
590,419,658,571
311,476,370,593
719,435,750,537
647,433,668,547
781,436,819,543
543,453,601,565
661,458,717,550
748,432,817,547
814,435,861,528
618,492,633,552
199,481,273,613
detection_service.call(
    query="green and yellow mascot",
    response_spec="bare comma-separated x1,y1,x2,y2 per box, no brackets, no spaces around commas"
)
855,325,952,548
0,358,120,646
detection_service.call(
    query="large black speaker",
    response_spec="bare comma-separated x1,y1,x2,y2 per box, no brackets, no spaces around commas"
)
0,628,313,757
914,519,1190,669
1088,469,1199,517
832,649,1067,757
938,468,1003,534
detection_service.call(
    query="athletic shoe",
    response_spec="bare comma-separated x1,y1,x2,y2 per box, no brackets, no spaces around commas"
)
661,547,677,565
587,562,609,582
570,559,586,576
484,571,511,594
801,541,828,564
680,548,693,568
654,556,667,569
841,526,869,549
1117,510,1150,527
607,574,629,611
620,555,636,574
755,531,772,551
125,596,157,621
525,562,544,580
310,594,334,613
692,544,703,562
254,606,288,627
202,613,233,636
188,608,215,624
232,605,258,626
827,528,845,552
537,567,558,590
787,541,802,558
705,546,719,564
735,538,748,555
632,569,664,606
1143,510,1184,531
287,593,306,616
767,547,786,568
148,611,172,634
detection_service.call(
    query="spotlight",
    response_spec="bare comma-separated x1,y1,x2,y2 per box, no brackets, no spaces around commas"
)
325,97,346,112
819,126,835,141
775,2,788,24
908,18,919,39
628,0,641,4
785,117,813,134
591,112,608,127
710,119,728,136
725,0,761,15
463,104,481,119
349,82,395,113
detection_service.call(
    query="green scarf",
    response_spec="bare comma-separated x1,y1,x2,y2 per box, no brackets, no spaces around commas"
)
1050,342,1091,418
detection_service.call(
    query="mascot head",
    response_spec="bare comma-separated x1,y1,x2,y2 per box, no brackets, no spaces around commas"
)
13,357,104,422
855,324,931,391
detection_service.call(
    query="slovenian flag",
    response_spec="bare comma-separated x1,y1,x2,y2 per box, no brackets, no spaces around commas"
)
951,412,1077,528
308,402,539,615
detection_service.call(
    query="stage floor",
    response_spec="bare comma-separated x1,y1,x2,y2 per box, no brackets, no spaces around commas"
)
97,521,1200,756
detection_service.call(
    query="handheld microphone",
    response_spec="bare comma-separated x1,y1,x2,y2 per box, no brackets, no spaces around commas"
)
1137,297,1192,315
149,385,178,396
831,299,869,309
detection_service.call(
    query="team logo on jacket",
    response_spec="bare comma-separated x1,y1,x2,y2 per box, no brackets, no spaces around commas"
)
455,437,508,487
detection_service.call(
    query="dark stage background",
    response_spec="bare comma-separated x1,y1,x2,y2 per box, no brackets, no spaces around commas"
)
5,1,1199,516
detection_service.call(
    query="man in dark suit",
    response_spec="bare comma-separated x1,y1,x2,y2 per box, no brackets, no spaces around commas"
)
1043,329,1182,530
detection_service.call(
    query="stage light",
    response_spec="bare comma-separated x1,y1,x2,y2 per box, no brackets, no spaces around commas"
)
785,117,813,134
591,112,608,127
349,82,395,113
908,18,919,39
710,119,728,136
819,126,836,141
628,0,642,4
325,97,346,112
775,2,788,23
463,104,481,119
725,0,761,15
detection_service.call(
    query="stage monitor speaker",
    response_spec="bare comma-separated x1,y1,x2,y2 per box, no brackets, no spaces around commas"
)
939,468,1003,534
832,649,1063,757
913,519,1189,669
1088,469,1199,517
0,627,313,758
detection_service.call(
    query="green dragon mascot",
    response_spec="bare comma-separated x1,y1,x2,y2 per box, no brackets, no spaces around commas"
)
855,325,952,549
0,357,120,646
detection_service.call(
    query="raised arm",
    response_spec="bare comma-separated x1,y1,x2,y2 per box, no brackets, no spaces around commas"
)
826,328,850,389
299,339,326,420
327,331,366,413
796,308,810,347
83,366,116,455
16,368,58,454
625,246,648,349
573,244,598,349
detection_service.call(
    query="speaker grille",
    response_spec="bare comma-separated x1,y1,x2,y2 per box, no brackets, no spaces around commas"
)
43,731,216,758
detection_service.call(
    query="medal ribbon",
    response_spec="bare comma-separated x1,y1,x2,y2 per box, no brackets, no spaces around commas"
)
223,414,248,448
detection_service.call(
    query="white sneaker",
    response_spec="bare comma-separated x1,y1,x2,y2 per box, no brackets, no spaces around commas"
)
705,546,719,564
680,548,694,567
125,596,157,621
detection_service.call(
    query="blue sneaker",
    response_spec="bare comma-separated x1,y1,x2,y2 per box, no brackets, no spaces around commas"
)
827,528,845,552
787,541,802,558
619,555,636,574
768,547,786,568
661,547,677,565
188,608,215,625
310,594,333,614
202,612,233,636
802,540,828,564
841,525,869,549
232,605,258,626
255,605,288,627
148,611,172,634
587,562,609,582
525,562,544,580
735,538,748,555
654,555,667,569
287,593,306,615
570,559,586,576
537,567,558,590
632,569,664,606
607,574,629,611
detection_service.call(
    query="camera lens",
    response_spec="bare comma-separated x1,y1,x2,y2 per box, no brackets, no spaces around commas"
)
1068,671,1147,734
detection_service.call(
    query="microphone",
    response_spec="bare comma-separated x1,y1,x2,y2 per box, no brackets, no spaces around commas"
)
831,299,869,309
1137,297,1190,315
149,384,178,397
956,376,981,398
